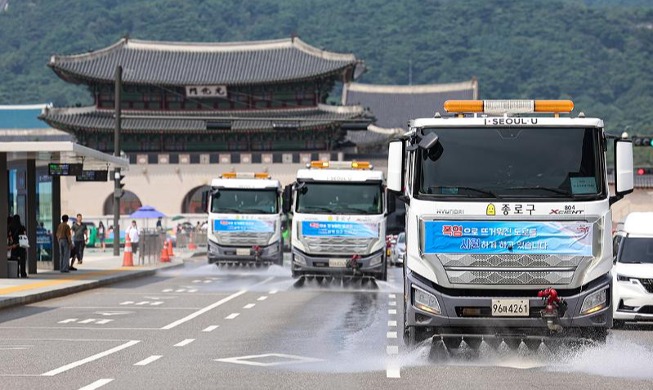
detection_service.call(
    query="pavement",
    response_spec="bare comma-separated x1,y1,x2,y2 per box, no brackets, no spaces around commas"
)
0,248,198,309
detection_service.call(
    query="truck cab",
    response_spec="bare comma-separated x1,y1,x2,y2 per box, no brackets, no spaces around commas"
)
387,99,634,347
284,161,389,281
205,172,283,266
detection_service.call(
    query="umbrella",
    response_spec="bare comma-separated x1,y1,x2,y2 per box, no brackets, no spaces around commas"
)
130,205,166,219
171,215,186,221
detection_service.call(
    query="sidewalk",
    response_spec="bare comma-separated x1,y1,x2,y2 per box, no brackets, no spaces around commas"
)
0,248,197,310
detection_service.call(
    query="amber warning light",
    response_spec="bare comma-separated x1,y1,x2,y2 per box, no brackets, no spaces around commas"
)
444,100,574,114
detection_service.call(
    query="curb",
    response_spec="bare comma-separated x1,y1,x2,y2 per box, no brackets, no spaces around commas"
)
0,262,185,310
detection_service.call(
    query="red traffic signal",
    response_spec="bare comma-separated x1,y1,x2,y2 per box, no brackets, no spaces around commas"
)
636,167,653,175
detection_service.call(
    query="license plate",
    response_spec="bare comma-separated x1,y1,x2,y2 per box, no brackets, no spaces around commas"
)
328,258,347,268
491,299,529,317
236,248,250,256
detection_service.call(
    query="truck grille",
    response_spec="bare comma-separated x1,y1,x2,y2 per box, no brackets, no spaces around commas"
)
438,254,586,268
217,232,272,246
301,236,373,255
639,279,653,294
446,270,575,285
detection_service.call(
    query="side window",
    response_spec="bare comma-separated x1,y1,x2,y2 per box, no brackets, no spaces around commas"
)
613,235,623,258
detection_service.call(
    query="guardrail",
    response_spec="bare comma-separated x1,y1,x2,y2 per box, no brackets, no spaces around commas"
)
138,229,165,265
174,231,207,249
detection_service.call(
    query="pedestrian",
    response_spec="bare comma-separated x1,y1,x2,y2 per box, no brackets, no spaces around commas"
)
56,215,72,273
9,215,28,278
97,221,106,251
70,213,87,270
127,220,140,254
156,217,162,231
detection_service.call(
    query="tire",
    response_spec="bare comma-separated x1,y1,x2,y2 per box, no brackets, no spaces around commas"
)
275,252,283,266
377,256,388,281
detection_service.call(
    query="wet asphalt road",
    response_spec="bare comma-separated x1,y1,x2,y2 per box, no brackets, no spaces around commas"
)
1,256,653,390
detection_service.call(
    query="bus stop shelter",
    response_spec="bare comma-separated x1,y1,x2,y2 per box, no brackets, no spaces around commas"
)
0,141,128,277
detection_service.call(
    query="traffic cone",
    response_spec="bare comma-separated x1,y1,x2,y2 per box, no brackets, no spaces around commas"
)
160,240,171,263
188,234,197,250
122,234,134,267
167,238,174,257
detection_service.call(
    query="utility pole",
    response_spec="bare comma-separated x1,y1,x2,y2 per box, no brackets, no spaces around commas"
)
113,65,122,256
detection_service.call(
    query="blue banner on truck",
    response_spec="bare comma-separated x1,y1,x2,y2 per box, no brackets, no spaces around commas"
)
424,221,592,255
213,219,275,233
301,221,378,238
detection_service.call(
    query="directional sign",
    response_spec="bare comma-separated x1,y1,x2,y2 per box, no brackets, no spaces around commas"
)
76,170,108,182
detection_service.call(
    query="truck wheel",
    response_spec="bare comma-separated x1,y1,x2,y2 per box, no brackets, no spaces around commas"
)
275,252,284,267
403,326,430,347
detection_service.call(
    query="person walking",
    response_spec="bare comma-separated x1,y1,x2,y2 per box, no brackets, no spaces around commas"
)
127,220,140,255
9,215,28,278
97,221,106,251
56,215,72,273
70,213,87,270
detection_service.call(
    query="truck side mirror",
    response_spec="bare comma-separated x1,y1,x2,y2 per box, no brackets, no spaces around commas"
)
282,184,293,214
610,139,634,205
201,190,209,213
387,139,404,193
386,190,396,214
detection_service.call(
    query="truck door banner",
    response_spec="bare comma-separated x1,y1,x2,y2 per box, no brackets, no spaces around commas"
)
424,221,593,255
302,221,378,238
213,219,275,233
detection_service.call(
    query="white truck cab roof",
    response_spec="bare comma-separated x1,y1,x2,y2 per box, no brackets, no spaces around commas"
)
623,212,653,237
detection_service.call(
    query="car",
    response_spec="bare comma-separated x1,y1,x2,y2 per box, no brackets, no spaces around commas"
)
613,212,653,327
390,232,405,266
81,221,98,247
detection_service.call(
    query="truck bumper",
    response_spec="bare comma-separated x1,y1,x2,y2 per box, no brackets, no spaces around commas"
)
208,240,281,263
291,248,385,277
405,268,612,337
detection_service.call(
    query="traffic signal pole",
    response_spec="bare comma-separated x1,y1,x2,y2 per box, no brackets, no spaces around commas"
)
113,65,122,256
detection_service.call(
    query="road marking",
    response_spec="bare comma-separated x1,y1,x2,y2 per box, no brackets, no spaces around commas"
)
257,296,268,301
269,290,278,294
243,304,255,309
58,318,78,324
388,309,397,315
386,345,399,355
41,340,140,376
387,332,397,339
0,270,132,296
192,280,201,283
134,355,162,366
388,294,396,299
225,313,240,320
120,301,134,305
388,320,397,327
162,289,173,292
94,311,132,316
174,339,195,347
216,353,322,367
203,325,219,332
78,378,114,390
59,319,113,325
386,365,400,378
203,280,212,284
0,345,33,350
389,301,396,306
160,290,247,330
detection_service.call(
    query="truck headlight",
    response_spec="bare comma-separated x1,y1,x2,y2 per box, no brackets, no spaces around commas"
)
413,285,441,315
293,253,306,266
580,289,607,315
369,255,382,267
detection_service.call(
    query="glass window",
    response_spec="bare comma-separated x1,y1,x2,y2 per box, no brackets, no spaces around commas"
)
297,183,382,215
618,237,653,264
211,189,278,214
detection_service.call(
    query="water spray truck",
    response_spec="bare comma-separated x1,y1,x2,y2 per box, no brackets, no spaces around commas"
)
387,99,634,350
204,172,283,266
283,161,390,281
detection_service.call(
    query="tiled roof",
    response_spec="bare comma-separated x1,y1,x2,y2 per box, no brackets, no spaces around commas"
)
39,104,371,134
344,80,478,145
49,37,363,86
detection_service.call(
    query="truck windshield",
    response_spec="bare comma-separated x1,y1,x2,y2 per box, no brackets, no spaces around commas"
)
211,189,278,214
297,183,382,215
418,127,603,199
618,237,653,264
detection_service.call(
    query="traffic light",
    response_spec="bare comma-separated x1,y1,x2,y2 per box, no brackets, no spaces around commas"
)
635,167,653,175
114,170,125,198
632,136,653,147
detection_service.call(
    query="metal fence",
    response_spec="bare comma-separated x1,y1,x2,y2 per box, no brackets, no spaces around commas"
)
138,229,165,264
174,230,207,249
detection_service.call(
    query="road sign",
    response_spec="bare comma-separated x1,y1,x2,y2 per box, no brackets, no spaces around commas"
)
76,170,108,182
48,163,83,176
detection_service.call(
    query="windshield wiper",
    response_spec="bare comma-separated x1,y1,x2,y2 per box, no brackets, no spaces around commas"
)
240,208,273,214
339,206,376,214
509,186,574,196
214,208,240,213
427,186,499,198
300,206,336,213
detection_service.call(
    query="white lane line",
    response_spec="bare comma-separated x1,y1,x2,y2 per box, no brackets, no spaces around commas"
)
188,289,198,293
387,331,397,339
203,280,212,284
386,365,401,378
388,294,396,299
151,301,164,306
388,309,397,315
386,345,399,355
192,280,201,283
120,301,134,305
389,301,396,306
388,320,397,327
203,325,219,332
161,290,246,330
269,290,278,294
174,339,195,347
225,313,240,320
162,289,173,292
42,340,140,376
134,355,162,366
257,296,268,301
243,304,255,309
78,378,114,390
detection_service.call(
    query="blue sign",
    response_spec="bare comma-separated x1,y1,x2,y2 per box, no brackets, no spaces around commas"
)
302,221,378,238
424,221,593,255
213,219,274,233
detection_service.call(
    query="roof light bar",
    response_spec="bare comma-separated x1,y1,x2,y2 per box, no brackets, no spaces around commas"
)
220,172,271,179
308,161,373,170
444,100,574,114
